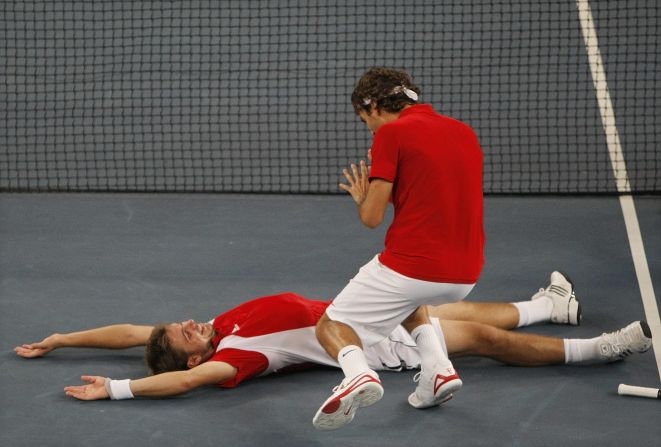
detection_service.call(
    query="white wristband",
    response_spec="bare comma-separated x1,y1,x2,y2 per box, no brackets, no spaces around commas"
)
105,378,134,400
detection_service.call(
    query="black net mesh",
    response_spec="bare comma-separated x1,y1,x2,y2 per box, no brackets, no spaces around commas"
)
1,1,659,193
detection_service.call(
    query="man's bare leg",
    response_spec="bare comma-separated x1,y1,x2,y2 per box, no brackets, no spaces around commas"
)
431,272,582,329
313,313,383,430
429,301,520,329
440,319,565,365
316,313,363,360
439,319,653,366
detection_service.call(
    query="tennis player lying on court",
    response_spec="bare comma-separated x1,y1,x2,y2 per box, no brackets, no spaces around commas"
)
15,272,652,404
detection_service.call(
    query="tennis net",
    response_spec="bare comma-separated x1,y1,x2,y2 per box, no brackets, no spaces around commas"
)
1,1,658,193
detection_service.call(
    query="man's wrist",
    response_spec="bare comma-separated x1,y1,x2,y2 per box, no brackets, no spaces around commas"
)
104,378,134,400
355,193,368,206
48,333,64,349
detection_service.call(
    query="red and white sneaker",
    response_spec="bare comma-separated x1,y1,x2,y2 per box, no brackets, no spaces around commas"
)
312,370,383,430
408,366,462,409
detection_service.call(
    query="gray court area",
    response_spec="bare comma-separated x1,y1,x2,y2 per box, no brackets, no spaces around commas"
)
1,1,660,445
1,194,659,446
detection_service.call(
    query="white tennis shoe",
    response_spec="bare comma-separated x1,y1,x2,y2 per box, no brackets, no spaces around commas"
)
408,366,462,409
598,321,653,362
312,370,383,430
532,271,581,325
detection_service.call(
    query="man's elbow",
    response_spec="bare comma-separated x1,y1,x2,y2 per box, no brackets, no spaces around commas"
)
361,214,383,229
125,324,150,346
180,374,203,392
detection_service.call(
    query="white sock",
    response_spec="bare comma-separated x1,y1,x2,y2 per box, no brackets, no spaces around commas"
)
513,297,553,327
411,324,453,371
563,337,601,364
337,345,371,378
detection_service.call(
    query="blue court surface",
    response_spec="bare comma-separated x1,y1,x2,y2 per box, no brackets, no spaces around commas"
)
1,194,659,446
1,2,659,445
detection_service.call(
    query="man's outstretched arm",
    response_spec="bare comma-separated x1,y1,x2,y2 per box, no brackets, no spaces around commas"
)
14,324,155,358
64,361,237,400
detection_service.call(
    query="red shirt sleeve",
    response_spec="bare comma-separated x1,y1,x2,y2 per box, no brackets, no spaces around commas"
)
210,348,268,388
368,124,399,183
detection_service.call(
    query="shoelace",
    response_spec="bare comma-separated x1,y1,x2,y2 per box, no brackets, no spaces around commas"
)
412,368,456,383
600,329,635,358
332,374,371,392
332,379,350,392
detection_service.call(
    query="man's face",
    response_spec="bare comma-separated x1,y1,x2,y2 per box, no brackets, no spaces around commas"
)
166,319,215,362
358,109,381,135
358,107,400,135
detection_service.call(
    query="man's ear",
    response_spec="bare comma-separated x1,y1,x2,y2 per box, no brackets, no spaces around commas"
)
187,354,202,369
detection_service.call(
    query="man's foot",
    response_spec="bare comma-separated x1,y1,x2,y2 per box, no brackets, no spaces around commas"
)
598,321,653,362
533,271,581,325
312,370,383,431
407,366,462,409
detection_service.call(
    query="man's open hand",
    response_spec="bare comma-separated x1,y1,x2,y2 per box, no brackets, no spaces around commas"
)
339,160,370,205
14,335,59,358
64,376,111,401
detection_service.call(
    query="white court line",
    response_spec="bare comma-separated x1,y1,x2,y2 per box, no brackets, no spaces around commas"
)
577,0,661,382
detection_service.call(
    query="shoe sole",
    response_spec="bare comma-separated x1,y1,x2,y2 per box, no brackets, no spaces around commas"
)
312,381,384,430
632,321,653,352
408,378,463,409
555,270,581,326
568,293,581,326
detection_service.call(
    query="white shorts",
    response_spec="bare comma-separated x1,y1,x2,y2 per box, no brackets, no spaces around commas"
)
326,255,475,346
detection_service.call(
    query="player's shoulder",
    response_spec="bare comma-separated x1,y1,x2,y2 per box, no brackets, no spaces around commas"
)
432,111,472,129
215,291,327,333
432,114,479,143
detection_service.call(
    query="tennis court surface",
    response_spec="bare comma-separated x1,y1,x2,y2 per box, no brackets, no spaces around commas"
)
1,1,659,446
1,194,659,446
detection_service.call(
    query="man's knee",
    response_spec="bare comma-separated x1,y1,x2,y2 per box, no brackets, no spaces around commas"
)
316,313,331,337
471,324,507,355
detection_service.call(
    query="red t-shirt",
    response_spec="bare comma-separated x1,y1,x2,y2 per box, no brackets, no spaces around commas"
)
209,293,331,388
368,104,484,283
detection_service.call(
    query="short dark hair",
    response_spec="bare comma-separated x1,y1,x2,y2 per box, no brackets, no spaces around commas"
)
145,324,189,375
351,67,421,115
